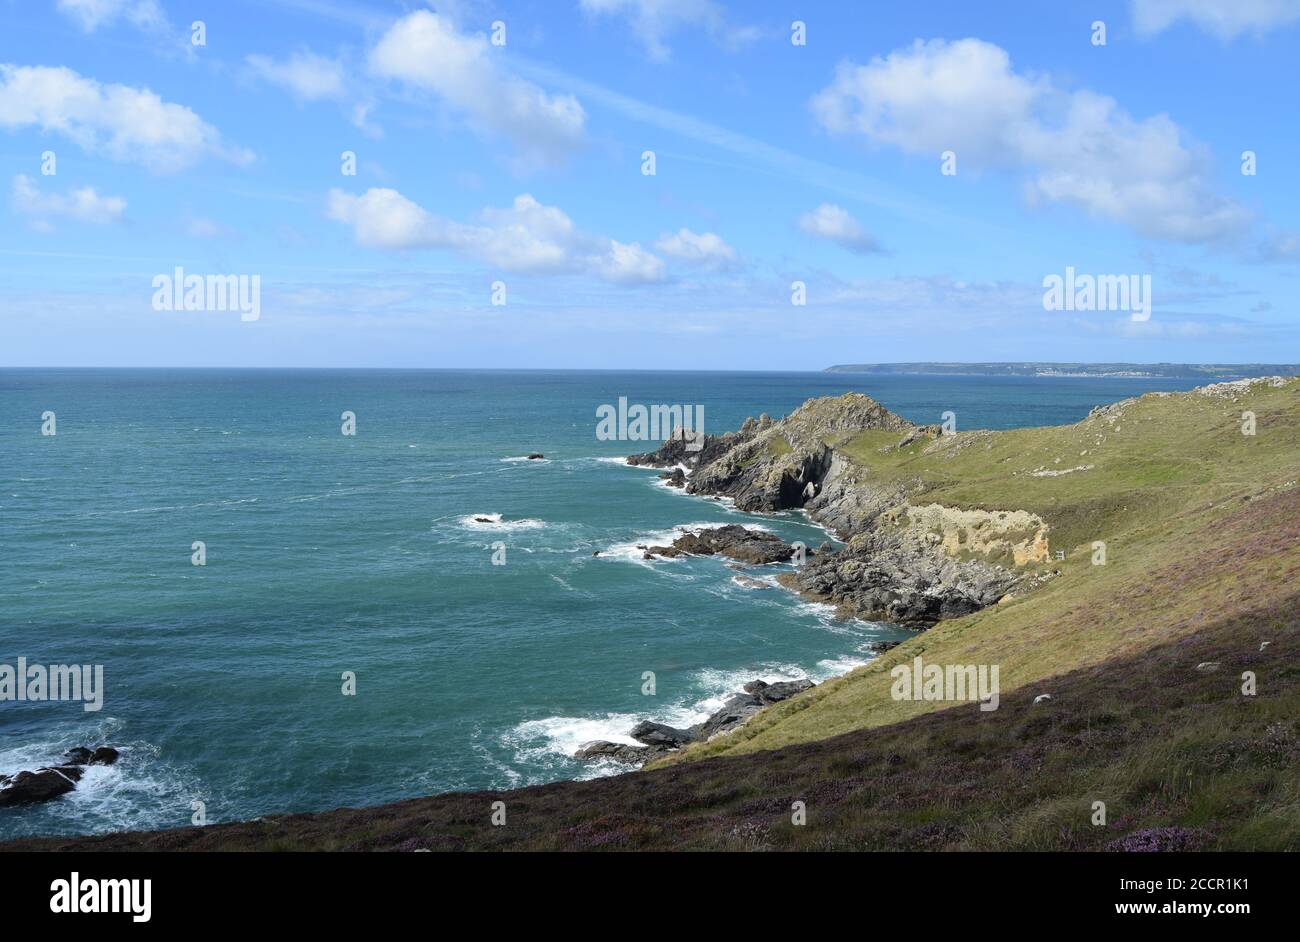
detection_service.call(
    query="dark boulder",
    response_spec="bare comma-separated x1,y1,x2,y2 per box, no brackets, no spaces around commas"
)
573,741,664,765
0,767,80,807
648,525,796,565
90,747,120,765
659,467,687,488
754,679,814,704
629,721,695,748
697,692,764,740
526,453,545,460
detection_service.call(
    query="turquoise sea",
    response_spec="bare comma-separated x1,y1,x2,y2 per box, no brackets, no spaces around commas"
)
0,369,1206,838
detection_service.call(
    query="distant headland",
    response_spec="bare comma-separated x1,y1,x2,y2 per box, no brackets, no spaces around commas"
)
823,362,1300,379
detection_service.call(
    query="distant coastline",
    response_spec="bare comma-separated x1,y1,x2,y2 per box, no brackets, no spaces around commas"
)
824,362,1300,379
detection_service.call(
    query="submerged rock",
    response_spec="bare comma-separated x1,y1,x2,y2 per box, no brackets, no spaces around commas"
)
526,453,545,460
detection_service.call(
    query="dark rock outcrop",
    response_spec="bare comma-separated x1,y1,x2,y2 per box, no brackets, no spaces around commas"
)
785,529,1018,628
642,524,798,564
573,741,667,764
0,767,82,807
627,416,770,473
659,467,686,488
0,745,120,807
748,679,815,704
526,453,545,460
629,721,695,748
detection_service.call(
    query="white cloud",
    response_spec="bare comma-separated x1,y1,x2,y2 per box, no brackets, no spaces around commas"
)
655,228,739,270
12,173,125,226
55,0,164,32
578,0,758,61
246,51,346,102
1132,0,1300,38
0,64,253,172
368,11,585,169
327,188,666,284
811,38,1251,245
798,203,881,254
184,216,236,239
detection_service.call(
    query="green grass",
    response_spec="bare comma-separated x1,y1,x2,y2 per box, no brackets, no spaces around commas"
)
766,433,793,457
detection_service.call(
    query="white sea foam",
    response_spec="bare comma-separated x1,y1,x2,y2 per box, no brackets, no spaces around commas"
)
0,720,205,838
457,513,546,531
501,647,888,778
500,456,551,464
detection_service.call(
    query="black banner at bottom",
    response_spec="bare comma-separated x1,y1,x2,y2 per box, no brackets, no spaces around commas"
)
0,851,1282,927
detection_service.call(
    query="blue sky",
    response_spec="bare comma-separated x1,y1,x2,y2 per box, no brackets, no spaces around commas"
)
1,0,1298,368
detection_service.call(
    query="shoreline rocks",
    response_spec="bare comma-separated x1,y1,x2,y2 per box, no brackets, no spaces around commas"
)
0,745,119,808
574,678,815,768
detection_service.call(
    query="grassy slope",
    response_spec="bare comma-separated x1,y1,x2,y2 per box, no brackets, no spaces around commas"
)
659,379,1300,763
4,381,1297,851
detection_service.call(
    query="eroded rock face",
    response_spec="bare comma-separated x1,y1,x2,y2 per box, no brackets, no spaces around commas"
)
887,504,1050,567
785,528,1019,628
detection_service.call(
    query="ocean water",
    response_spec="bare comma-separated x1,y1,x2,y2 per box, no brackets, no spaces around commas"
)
0,369,1205,838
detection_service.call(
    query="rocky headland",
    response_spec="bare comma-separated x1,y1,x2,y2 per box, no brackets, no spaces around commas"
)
626,392,1042,628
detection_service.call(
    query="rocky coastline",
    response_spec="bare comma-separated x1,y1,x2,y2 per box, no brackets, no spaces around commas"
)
572,392,1046,770
624,392,1038,628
